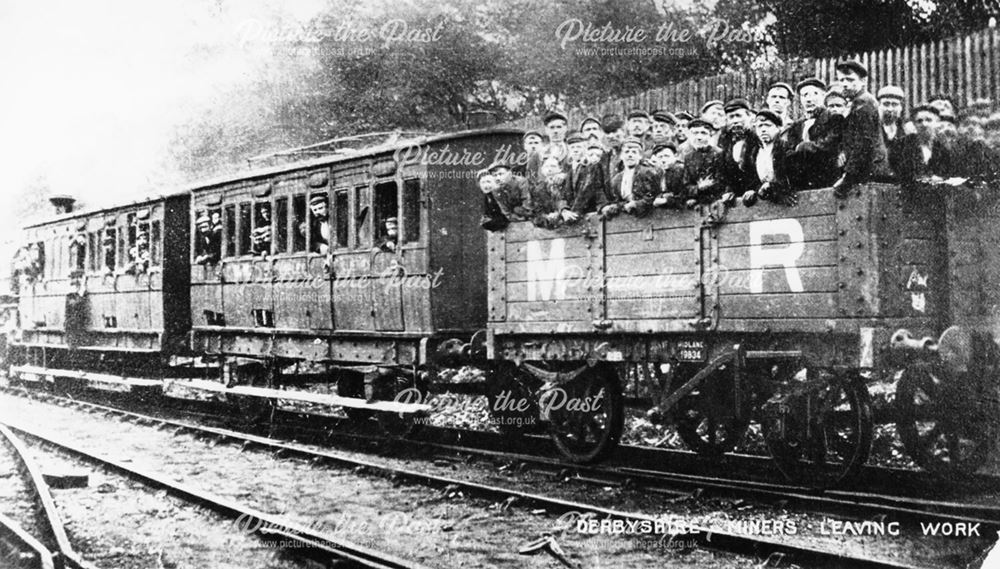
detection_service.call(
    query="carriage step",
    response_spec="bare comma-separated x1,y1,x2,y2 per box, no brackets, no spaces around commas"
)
176,379,432,416
11,365,162,389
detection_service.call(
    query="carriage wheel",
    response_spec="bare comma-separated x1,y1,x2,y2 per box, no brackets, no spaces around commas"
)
546,364,624,463
895,363,991,476
674,361,753,457
227,362,276,426
762,369,873,488
485,364,541,434
337,369,375,423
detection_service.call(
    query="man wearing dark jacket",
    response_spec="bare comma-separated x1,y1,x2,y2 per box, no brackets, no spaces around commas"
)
682,119,727,206
718,98,759,193
833,60,891,198
783,78,844,189
877,85,908,177
896,104,955,186
600,137,659,218
741,110,794,205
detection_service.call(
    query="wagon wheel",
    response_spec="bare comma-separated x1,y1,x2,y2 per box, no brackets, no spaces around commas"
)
337,369,374,423
546,364,624,463
227,362,276,427
485,364,542,434
374,373,425,439
761,369,873,489
673,360,753,457
895,363,992,476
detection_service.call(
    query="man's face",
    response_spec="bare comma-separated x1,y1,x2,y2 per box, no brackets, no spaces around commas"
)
702,105,726,130
627,117,650,137
879,97,903,124
766,87,791,115
826,97,849,117
835,70,865,98
310,200,328,219
478,175,498,193
210,211,221,225
586,146,604,164
689,126,712,148
492,167,513,184
568,141,586,163
385,221,398,238
546,119,567,143
755,118,779,144
620,144,642,167
605,128,625,146
651,121,673,139
540,158,562,179
523,134,543,154
582,122,603,140
197,221,210,234
914,110,939,137
653,149,677,169
799,86,825,116
930,99,955,118
726,109,751,131
675,119,689,141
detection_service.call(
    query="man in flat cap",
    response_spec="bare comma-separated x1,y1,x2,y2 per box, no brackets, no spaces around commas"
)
564,131,591,206
718,98,759,192
194,211,221,265
601,136,659,218
741,110,793,206
542,110,569,164
304,193,331,254
650,111,677,152
833,60,891,197
650,142,685,208
896,104,955,187
877,85,910,176
376,217,399,253
783,78,844,189
682,119,726,206
626,110,652,140
766,82,794,127
580,116,604,143
674,111,692,147
490,158,531,220
521,130,545,165
699,100,727,140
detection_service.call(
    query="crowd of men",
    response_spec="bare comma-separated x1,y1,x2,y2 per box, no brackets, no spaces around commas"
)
480,59,1000,230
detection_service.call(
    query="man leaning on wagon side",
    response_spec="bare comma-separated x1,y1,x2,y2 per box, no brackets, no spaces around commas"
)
600,137,658,219
681,119,726,206
832,60,892,198
783,78,845,189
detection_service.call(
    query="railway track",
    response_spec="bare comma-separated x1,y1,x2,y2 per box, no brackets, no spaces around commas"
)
0,422,98,569
2,384,991,569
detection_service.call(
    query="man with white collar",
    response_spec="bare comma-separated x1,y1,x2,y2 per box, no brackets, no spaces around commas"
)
877,85,909,176
600,137,659,218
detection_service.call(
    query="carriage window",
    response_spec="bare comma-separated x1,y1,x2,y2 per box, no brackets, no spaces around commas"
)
71,233,86,271
334,190,349,248
88,232,98,271
252,202,272,256
373,181,398,243
238,203,252,256
308,193,329,254
402,179,421,244
292,195,306,252
224,205,236,257
151,221,161,265
117,228,126,272
354,185,371,248
102,229,115,271
274,198,288,253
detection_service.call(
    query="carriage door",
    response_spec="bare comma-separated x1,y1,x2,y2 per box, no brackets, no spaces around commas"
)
371,170,404,331
190,196,224,331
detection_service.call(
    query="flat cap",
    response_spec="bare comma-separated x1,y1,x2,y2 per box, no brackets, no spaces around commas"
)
580,116,601,130
699,100,724,115
768,82,794,98
911,103,940,117
565,130,586,144
687,118,717,131
543,110,568,125
651,142,678,155
724,98,751,113
835,59,868,78
309,193,327,203
755,109,783,127
627,109,651,120
522,130,544,140
621,136,644,149
652,111,677,124
674,111,694,121
877,85,905,101
601,115,624,133
487,158,514,172
795,78,827,93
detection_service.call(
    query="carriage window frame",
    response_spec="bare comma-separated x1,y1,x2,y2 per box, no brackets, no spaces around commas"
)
88,231,98,271
274,197,288,254
307,190,329,255
223,204,236,258
238,202,252,257
291,194,306,253
150,220,161,266
354,184,372,249
401,178,422,245
333,189,349,249
252,200,272,256
372,179,398,246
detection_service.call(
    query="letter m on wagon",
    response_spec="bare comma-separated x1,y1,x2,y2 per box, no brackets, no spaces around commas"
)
526,238,567,301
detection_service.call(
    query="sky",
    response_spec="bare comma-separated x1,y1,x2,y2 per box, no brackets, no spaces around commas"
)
0,0,327,245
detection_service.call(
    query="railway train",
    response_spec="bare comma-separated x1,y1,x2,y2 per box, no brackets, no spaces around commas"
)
4,128,998,488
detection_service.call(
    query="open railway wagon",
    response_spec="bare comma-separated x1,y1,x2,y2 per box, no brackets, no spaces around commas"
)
484,183,1000,487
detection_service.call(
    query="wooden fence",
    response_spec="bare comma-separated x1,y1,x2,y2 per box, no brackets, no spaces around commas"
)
509,27,1000,129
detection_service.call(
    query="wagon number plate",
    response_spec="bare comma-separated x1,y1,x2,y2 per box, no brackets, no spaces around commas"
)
677,341,706,362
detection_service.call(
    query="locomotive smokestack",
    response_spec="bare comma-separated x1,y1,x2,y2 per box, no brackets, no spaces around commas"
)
49,194,76,215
